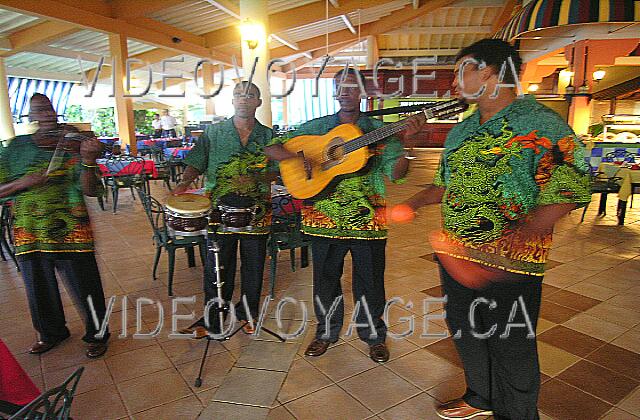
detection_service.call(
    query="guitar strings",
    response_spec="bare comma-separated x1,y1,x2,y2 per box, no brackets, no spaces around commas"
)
316,101,465,166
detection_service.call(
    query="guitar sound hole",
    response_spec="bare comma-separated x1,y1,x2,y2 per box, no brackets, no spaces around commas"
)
326,144,344,161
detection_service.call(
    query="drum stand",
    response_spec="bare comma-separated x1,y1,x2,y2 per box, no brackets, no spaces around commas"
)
194,232,285,388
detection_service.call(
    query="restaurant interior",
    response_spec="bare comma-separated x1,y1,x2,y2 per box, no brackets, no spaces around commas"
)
0,0,639,419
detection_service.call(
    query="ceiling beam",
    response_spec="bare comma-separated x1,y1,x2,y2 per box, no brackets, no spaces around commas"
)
123,17,206,47
0,0,233,65
203,0,241,20
280,40,361,73
0,37,11,51
442,0,505,8
270,34,299,51
380,48,460,56
5,66,82,81
270,0,455,60
491,0,519,33
384,25,492,35
341,15,357,35
202,0,392,47
0,20,80,57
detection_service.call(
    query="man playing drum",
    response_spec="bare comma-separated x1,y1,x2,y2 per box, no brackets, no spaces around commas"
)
173,82,273,336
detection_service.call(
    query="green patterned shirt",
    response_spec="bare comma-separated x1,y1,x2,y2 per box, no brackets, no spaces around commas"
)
433,95,591,275
274,114,405,240
0,135,94,255
184,118,273,234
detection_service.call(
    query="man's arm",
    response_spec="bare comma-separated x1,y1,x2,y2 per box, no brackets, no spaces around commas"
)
0,173,48,199
391,155,409,180
79,137,105,197
516,203,576,236
388,114,424,181
264,144,297,161
405,184,446,210
173,166,202,195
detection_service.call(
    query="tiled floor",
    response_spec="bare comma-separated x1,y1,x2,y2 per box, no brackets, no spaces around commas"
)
1,149,640,419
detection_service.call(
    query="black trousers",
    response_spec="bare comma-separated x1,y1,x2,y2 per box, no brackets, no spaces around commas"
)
310,237,387,345
203,234,267,327
17,253,110,344
439,265,542,420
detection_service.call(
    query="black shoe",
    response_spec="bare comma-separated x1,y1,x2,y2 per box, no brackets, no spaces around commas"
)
304,339,331,357
28,335,70,355
369,343,389,363
86,342,108,358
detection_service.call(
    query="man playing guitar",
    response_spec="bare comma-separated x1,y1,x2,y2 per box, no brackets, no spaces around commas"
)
266,68,424,363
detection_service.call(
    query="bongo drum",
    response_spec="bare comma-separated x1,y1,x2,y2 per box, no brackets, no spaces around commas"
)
165,194,211,233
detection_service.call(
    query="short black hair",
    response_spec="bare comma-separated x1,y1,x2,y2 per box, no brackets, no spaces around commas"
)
334,67,365,86
234,81,261,98
455,39,522,84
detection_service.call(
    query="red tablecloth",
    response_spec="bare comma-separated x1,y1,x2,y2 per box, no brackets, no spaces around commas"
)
98,160,158,178
0,339,40,405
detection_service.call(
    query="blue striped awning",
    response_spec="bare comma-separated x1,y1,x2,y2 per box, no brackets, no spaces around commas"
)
7,77,74,120
495,0,640,41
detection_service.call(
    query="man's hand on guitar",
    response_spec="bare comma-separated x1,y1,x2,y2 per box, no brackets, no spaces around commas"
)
403,114,425,138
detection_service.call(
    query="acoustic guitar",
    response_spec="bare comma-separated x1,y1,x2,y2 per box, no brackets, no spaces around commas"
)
279,99,469,199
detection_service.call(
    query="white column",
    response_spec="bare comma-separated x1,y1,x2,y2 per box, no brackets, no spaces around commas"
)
0,58,15,144
240,0,272,127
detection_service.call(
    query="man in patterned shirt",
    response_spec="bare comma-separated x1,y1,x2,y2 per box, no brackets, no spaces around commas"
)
174,82,273,336
0,94,110,358
266,68,424,363
400,39,591,420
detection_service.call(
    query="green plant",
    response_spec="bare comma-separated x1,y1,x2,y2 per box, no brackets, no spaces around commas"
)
134,110,157,135
589,123,603,137
65,105,84,122
92,108,116,137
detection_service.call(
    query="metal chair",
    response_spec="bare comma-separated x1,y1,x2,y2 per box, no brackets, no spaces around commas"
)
137,189,206,296
581,164,622,222
267,194,310,297
5,366,83,420
102,156,148,213
602,150,636,164
0,203,19,270
145,146,172,191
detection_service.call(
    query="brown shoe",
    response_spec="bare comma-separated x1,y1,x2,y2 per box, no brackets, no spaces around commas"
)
436,398,493,419
369,343,390,363
179,326,209,339
304,339,331,357
28,336,69,355
86,342,108,359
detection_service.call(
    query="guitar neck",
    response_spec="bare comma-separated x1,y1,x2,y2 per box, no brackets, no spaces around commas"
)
342,119,412,154
342,101,459,154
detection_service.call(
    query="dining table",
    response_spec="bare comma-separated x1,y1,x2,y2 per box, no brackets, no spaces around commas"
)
164,146,193,160
0,338,40,410
97,158,159,178
598,162,640,225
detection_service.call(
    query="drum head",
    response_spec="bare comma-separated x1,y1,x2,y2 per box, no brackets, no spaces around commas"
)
219,193,255,208
166,193,211,214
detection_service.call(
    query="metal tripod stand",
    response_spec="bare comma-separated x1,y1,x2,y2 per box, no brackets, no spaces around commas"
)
194,232,285,388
